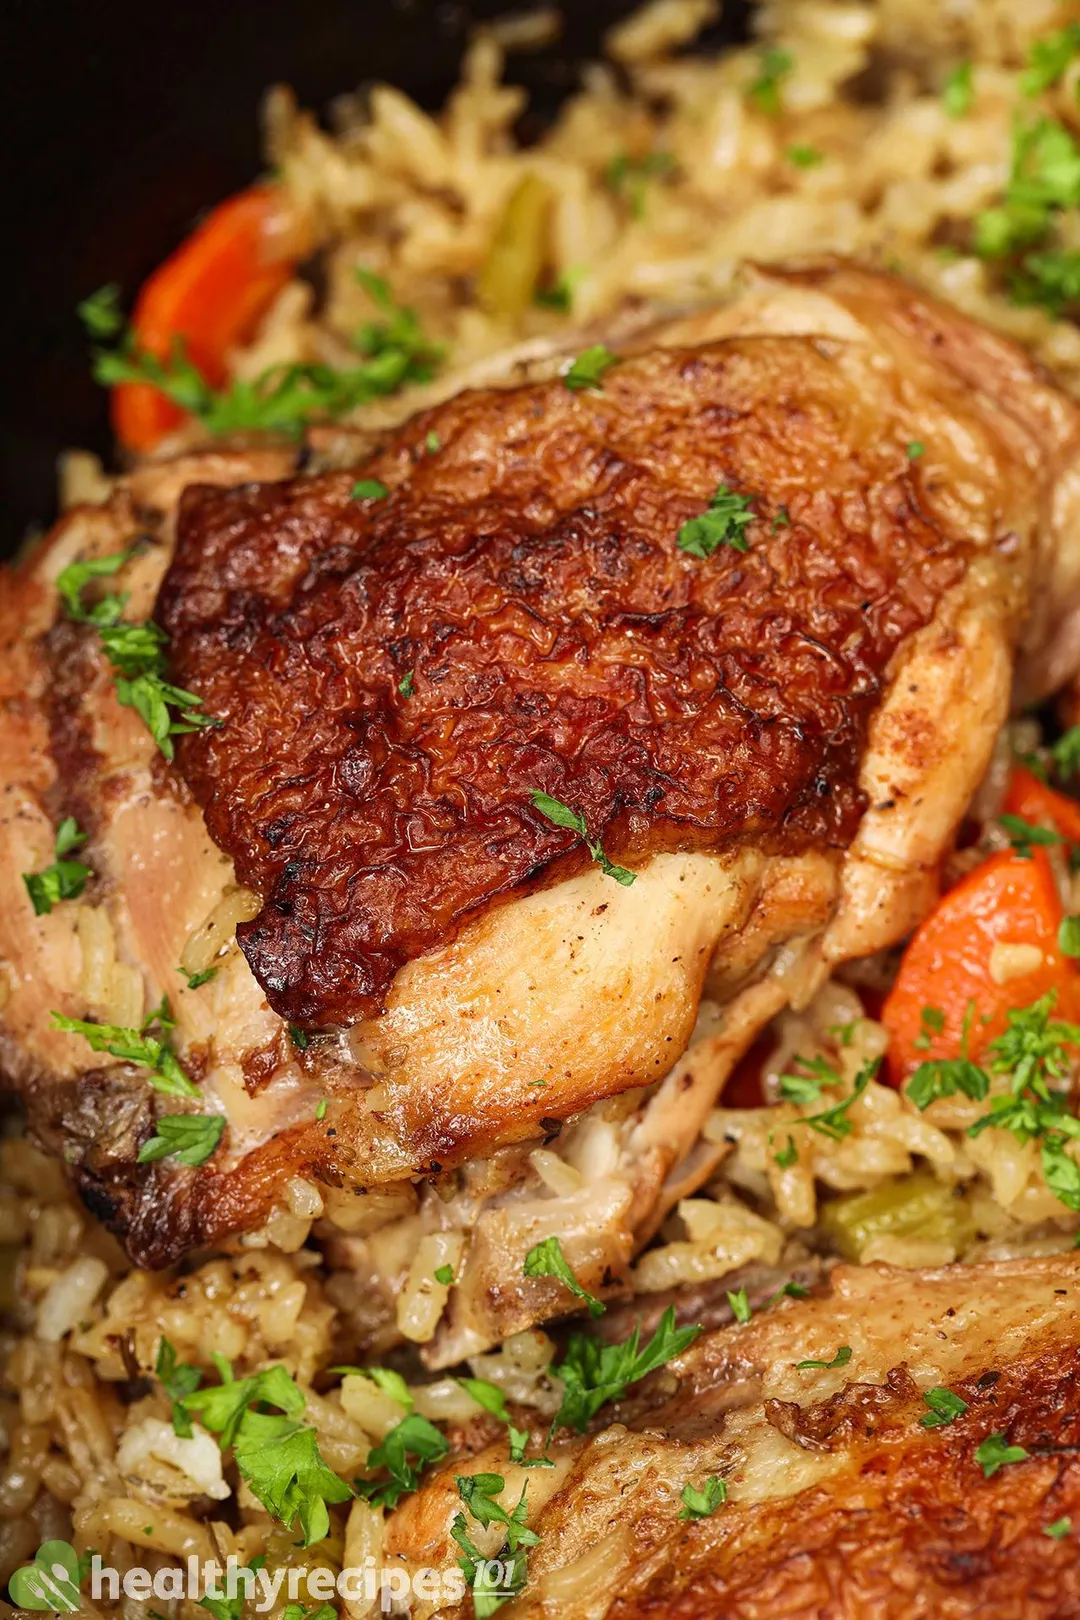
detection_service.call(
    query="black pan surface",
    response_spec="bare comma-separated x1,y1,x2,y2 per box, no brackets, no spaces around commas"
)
2,0,748,546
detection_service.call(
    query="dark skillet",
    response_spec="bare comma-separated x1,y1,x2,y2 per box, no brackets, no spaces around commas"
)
1,0,750,547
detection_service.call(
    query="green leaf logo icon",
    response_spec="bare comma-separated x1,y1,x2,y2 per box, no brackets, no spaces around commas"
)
8,1540,81,1612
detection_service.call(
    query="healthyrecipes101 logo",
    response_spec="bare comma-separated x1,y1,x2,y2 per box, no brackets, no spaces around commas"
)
8,1540,518,1613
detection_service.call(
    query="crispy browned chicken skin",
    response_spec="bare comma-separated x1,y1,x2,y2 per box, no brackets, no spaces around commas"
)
5,264,1080,1283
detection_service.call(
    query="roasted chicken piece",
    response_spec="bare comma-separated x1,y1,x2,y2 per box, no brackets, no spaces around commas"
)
382,1256,1080,1620
3,265,1080,1323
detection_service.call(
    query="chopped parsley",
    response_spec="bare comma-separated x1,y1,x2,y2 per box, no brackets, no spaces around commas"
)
398,669,416,698
795,1345,852,1371
434,1263,454,1285
726,1287,752,1324
529,790,635,886
1052,725,1080,778
452,1474,537,1616
749,47,793,116
1010,249,1080,316
563,344,618,391
57,550,218,761
676,484,755,558
943,61,974,118
51,1000,199,1099
79,272,441,442
155,1336,203,1438
803,1057,880,1140
906,440,926,459
356,1412,449,1509
1020,24,1080,97
1060,916,1080,957
333,1365,412,1410
425,430,442,453
523,1235,604,1318
771,505,791,532
679,1476,727,1520
534,267,586,312
778,1053,838,1105
919,1386,969,1429
457,1377,551,1468
912,992,1080,1216
180,965,217,990
1045,1516,1073,1540
773,1133,799,1169
350,478,389,501
550,1305,700,1433
999,811,1065,858
23,817,91,916
787,144,823,169
315,1097,328,1121
913,1003,946,1051
974,1432,1029,1478
605,150,675,218
137,1112,226,1168
906,1001,989,1110
182,1361,352,1542
288,1023,310,1051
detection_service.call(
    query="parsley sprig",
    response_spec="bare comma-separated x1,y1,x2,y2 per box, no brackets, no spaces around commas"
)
23,817,91,916
51,997,199,1099
907,990,1080,1214
452,1475,537,1616
155,1337,203,1438
137,1111,226,1168
974,115,1080,316
529,790,635,886
181,1360,351,1544
523,1235,605,1318
79,272,441,442
679,1476,727,1519
550,1305,700,1432
457,1377,552,1467
55,549,218,761
355,1413,450,1509
563,344,618,391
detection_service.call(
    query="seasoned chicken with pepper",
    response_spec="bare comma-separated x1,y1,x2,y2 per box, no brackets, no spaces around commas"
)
4,264,1080,1352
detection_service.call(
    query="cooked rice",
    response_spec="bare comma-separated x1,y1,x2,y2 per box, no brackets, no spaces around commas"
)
7,2,1080,1613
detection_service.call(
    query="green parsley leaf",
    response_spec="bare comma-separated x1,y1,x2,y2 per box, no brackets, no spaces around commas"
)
766,1280,810,1306
999,811,1065,858
974,1431,1029,1477
94,619,219,762
919,1386,969,1429
796,1345,853,1371
155,1336,202,1439
550,1305,701,1433
913,1004,946,1051
457,1378,551,1468
677,484,755,558
1052,725,1080,778
55,549,133,626
563,344,618,391
356,1412,450,1509
803,1057,880,1140
523,1235,604,1318
749,47,793,116
907,440,926,459
350,479,389,501
773,1133,799,1169
452,1474,536,1615
425,430,442,453
1021,24,1080,97
1060,915,1080,957
315,1097,328,1121
678,1475,727,1520
51,1008,199,1099
907,1054,989,1111
726,1287,751,1324
975,117,1080,259
1045,1516,1073,1539
529,790,636,886
605,150,675,218
534,267,586,312
137,1112,226,1168
333,1365,413,1411
288,1024,310,1051
23,817,92,916
1041,1133,1080,1210
398,669,416,698
77,283,126,340
434,1263,454,1285
180,965,217,990
1009,248,1080,316
778,1053,838,1105
183,1362,352,1543
281,1606,336,1620
787,144,823,168
943,62,974,118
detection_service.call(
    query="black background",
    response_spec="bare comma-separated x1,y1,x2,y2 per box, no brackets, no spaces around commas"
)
1,0,747,544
